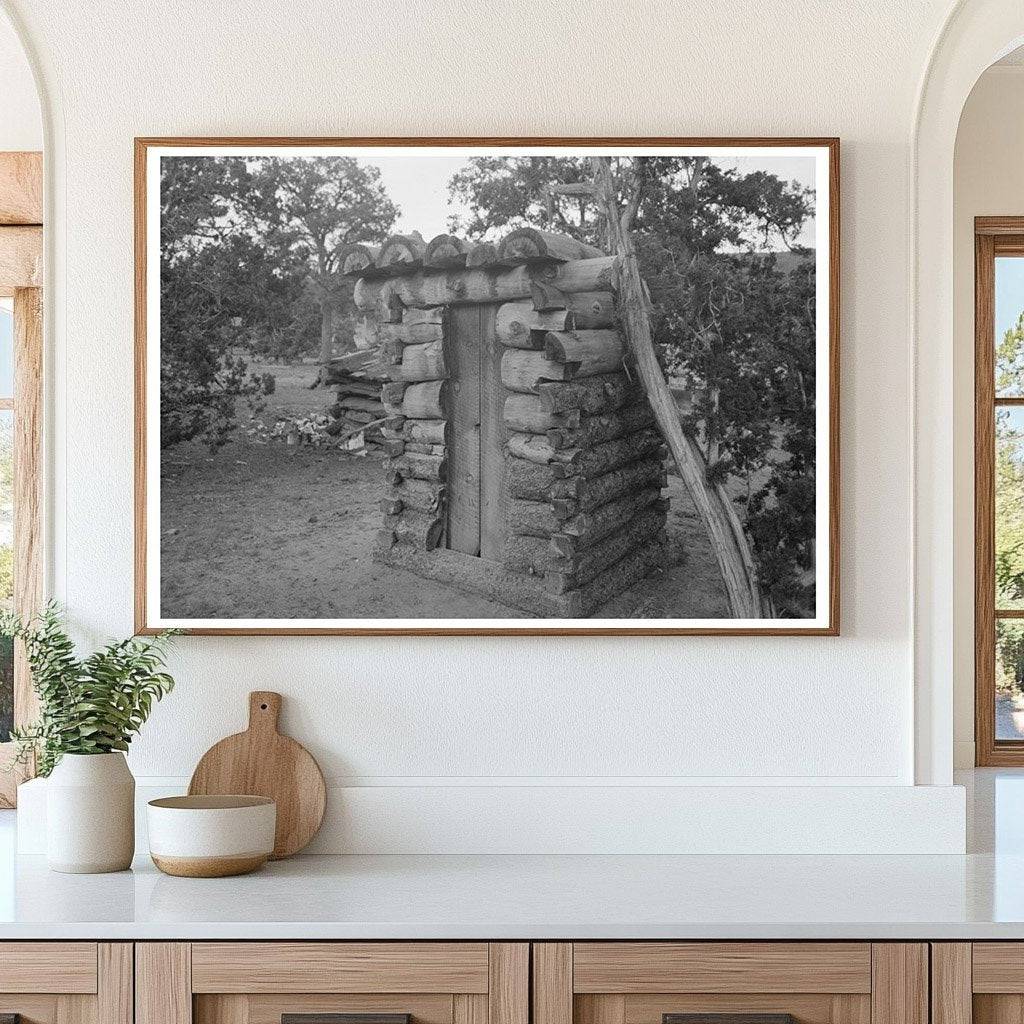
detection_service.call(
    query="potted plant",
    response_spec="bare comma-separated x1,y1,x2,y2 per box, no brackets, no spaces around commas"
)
2,604,177,873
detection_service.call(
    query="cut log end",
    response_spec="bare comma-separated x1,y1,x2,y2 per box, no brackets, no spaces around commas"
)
425,234,471,268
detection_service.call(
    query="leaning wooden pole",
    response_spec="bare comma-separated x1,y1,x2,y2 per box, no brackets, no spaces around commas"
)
588,157,764,618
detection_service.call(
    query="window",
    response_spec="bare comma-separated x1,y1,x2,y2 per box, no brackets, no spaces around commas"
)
975,220,1024,764
0,287,42,806
0,151,43,805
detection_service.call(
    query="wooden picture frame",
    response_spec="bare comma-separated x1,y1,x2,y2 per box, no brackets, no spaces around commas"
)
135,137,840,636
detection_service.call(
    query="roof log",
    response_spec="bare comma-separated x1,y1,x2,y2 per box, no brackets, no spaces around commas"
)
424,234,472,269
498,227,604,263
376,232,427,271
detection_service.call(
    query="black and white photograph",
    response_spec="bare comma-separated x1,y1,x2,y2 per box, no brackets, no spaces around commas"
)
136,140,838,634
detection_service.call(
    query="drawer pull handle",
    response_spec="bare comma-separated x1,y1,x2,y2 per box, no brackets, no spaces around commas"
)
283,1016,411,1024
664,1016,797,1024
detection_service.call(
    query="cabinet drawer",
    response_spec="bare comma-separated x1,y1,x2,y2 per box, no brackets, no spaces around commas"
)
534,944,925,1024
572,943,872,994
0,942,98,993
139,942,528,1024
191,943,490,993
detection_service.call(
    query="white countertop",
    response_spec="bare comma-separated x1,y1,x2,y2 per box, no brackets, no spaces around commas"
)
0,769,1021,941
0,848,1022,940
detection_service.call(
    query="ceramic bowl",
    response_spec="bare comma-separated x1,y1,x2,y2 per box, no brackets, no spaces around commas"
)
147,795,276,877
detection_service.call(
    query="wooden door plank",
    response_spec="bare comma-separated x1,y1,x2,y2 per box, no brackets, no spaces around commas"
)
0,942,97,993
931,944,971,1024
0,152,42,225
573,942,872,994
191,942,489,993
136,943,192,1024
98,944,133,1024
489,943,528,1024
870,944,927,1024
479,303,508,560
447,304,481,554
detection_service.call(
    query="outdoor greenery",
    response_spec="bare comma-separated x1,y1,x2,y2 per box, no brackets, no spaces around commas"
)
995,314,1024,693
1,604,178,776
449,156,817,615
160,155,397,447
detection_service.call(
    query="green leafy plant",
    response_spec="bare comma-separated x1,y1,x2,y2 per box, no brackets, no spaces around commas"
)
0,603,178,776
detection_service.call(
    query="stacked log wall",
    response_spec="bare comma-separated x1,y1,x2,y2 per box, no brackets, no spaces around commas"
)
322,355,389,450
375,306,450,554
495,289,669,617
350,238,669,617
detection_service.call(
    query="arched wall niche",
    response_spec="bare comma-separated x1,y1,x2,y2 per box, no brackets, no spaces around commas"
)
914,0,1024,785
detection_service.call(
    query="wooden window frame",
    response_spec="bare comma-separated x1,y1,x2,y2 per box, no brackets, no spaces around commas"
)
0,150,43,806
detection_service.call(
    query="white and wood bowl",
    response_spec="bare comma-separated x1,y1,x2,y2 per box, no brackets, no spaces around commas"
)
147,795,276,878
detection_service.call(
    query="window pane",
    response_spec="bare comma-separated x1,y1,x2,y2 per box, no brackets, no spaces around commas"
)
0,302,11,400
997,407,1024,609
996,256,1024,397
0,410,12,742
998,619,1024,740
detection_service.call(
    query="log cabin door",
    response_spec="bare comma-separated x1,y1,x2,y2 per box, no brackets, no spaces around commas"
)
446,303,508,559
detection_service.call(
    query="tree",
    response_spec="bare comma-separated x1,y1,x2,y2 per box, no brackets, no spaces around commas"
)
447,155,817,616
448,156,601,242
251,157,398,363
159,155,399,447
160,157,277,448
995,316,1024,608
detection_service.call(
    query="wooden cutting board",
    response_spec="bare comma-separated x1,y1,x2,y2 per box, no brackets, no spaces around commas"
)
188,691,326,859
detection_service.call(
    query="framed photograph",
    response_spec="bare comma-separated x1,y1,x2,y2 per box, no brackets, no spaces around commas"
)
135,137,839,635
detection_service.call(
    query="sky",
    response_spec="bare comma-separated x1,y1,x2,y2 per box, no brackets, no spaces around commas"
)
997,256,1024,341
366,153,818,249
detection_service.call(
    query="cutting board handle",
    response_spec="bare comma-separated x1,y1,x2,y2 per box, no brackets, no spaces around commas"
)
248,691,282,734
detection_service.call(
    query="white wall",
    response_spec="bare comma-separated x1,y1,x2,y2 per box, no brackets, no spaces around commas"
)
952,65,1024,768
1,0,972,851
0,9,40,151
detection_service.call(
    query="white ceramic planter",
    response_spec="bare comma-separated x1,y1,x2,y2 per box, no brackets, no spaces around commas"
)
46,752,135,873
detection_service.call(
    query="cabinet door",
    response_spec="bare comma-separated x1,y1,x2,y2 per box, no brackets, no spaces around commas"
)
137,943,528,1024
936,943,1024,1024
534,944,927,1024
0,942,132,1024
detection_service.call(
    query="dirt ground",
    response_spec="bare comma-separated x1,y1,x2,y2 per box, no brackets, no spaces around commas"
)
159,361,730,620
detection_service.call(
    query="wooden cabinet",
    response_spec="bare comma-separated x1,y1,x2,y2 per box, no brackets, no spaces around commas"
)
532,944,928,1024
136,943,528,1024
0,938,945,1024
931,943,1024,1024
0,943,132,1024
